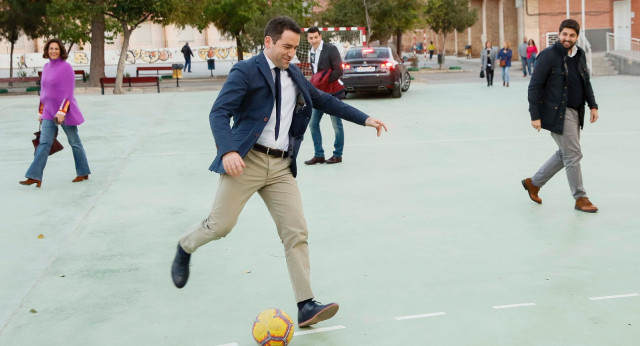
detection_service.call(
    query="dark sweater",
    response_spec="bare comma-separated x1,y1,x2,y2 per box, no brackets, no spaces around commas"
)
566,55,584,110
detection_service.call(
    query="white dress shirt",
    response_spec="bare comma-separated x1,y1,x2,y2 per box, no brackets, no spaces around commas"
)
310,40,324,74
256,55,298,151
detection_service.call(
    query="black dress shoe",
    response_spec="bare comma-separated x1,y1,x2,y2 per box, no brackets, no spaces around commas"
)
298,300,339,327
304,156,325,165
325,156,342,164
171,243,191,288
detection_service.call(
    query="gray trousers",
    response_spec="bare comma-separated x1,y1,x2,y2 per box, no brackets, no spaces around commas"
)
531,108,587,200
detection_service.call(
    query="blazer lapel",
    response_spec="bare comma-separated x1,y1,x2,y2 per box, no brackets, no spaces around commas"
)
257,52,275,97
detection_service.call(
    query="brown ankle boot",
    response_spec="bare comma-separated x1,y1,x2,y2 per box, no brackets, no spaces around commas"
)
72,175,89,182
575,197,598,213
521,178,541,204
19,178,42,188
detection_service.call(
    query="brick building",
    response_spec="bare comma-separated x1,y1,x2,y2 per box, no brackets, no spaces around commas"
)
400,0,639,57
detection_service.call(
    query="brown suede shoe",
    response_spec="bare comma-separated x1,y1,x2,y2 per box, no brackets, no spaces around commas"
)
521,178,542,204
304,156,325,165
575,197,598,213
325,156,342,164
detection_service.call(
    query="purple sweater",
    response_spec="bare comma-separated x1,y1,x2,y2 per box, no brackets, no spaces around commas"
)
39,58,84,126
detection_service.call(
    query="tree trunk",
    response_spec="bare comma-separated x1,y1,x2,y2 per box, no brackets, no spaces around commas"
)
89,4,105,88
364,0,372,45
236,35,244,61
440,33,447,69
396,32,403,57
9,41,15,84
114,26,131,94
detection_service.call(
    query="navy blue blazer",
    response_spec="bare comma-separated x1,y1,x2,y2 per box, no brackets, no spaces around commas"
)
209,52,369,177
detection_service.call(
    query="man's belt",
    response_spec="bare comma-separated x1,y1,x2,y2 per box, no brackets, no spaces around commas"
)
252,144,288,158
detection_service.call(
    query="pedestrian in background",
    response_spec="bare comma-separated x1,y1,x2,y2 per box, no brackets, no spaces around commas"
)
480,40,498,87
497,41,512,87
181,42,194,73
20,38,91,188
428,41,435,60
526,39,538,76
518,36,528,77
304,26,346,165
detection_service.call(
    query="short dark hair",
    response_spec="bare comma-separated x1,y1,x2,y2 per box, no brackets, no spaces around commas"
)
43,38,68,60
559,19,580,34
307,26,320,35
264,16,302,43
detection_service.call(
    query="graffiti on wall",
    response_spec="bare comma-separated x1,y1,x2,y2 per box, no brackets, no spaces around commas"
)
73,52,89,64
197,47,240,60
126,49,173,64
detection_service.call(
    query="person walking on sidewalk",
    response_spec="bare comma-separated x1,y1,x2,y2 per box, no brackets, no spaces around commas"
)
304,26,346,165
170,16,388,328
181,42,194,73
522,19,599,213
526,39,538,76
480,40,498,87
428,41,436,60
20,38,91,188
518,36,528,77
497,41,512,87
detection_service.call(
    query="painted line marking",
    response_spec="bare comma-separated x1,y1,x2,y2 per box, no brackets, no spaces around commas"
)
394,312,446,320
216,343,239,346
589,293,638,301
295,325,346,336
493,303,536,309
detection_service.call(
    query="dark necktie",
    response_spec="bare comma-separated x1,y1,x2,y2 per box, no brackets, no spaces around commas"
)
274,67,281,140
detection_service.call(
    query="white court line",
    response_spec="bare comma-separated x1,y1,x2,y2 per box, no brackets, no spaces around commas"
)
295,325,346,336
493,303,536,309
216,343,239,346
589,293,638,301
394,312,446,320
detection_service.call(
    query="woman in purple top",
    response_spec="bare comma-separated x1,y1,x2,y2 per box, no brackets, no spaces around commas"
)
20,38,91,188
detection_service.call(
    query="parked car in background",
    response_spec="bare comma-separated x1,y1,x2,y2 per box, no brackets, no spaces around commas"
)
341,46,411,98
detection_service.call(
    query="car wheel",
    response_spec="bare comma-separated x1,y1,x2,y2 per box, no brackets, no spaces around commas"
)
401,72,411,92
391,83,402,98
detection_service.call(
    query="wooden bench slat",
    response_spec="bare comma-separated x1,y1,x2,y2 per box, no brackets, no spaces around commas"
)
100,76,160,94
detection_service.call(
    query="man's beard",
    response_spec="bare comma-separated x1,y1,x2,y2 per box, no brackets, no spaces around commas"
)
562,40,576,50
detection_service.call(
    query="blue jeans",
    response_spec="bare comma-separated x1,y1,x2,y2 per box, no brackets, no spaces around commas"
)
26,119,91,181
183,58,191,72
521,56,528,76
527,56,536,76
309,108,344,158
502,66,511,84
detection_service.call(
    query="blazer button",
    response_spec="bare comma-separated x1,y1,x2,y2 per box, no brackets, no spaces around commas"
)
264,117,268,122
554,106,558,110
255,133,259,137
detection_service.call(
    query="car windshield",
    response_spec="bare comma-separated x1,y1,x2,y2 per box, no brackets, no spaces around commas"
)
345,48,390,60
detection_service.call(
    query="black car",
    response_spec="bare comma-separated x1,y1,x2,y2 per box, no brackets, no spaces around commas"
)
341,46,411,98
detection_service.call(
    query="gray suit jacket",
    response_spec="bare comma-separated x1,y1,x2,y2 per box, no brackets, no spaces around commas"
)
480,47,498,71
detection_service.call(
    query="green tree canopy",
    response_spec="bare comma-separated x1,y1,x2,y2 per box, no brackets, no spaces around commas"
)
424,0,477,65
0,0,49,79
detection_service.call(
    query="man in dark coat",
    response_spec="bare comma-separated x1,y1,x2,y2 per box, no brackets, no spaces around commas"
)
181,42,194,72
522,19,599,213
304,26,346,165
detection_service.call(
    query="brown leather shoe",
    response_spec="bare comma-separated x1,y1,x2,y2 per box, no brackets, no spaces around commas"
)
575,197,598,213
521,178,541,204
325,156,342,164
304,156,325,165
19,178,42,188
72,175,89,182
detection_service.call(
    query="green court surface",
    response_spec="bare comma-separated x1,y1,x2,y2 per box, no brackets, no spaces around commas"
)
1,74,639,345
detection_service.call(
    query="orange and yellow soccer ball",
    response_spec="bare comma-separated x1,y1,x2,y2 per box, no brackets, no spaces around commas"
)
252,308,295,346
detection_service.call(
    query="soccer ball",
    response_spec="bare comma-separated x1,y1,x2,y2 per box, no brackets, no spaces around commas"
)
252,308,295,346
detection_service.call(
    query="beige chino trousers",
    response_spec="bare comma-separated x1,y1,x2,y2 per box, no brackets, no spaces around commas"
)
180,149,313,302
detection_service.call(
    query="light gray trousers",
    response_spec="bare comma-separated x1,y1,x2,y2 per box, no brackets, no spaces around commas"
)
532,108,587,200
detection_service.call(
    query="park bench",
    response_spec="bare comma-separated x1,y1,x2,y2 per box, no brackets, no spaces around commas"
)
37,70,87,82
0,77,41,94
136,66,173,77
100,76,160,94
